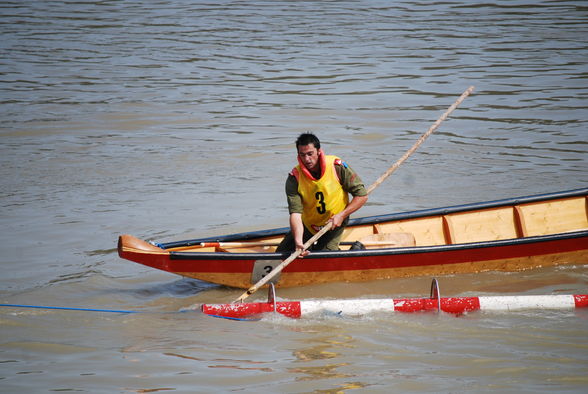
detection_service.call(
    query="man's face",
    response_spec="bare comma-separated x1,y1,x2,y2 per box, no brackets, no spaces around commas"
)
298,144,320,173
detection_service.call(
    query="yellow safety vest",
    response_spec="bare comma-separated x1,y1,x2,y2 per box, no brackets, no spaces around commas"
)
295,155,349,233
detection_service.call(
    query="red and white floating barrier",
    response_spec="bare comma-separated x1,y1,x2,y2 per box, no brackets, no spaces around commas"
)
202,294,588,319
201,280,588,319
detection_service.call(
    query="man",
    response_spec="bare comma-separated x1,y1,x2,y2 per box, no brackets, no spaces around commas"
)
276,133,368,255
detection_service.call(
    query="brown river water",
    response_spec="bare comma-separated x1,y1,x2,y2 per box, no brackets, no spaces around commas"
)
1,1,587,392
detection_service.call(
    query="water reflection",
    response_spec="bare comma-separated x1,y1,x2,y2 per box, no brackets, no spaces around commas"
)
289,362,351,381
289,333,356,382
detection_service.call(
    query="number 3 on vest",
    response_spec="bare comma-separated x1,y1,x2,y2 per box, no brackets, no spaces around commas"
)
315,191,326,214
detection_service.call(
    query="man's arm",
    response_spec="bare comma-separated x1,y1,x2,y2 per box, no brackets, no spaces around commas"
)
285,175,309,255
289,212,307,252
330,162,368,228
329,194,368,228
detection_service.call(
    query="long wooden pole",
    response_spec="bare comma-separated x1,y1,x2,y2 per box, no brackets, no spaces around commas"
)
233,86,475,303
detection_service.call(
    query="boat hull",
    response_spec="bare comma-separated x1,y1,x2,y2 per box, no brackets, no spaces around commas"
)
118,189,588,289
119,232,588,288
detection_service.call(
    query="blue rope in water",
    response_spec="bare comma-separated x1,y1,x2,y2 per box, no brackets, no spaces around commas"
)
207,314,261,321
0,303,140,314
1,304,253,320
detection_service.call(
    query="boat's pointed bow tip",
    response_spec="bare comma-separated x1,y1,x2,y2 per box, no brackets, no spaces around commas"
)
117,234,126,256
118,234,164,255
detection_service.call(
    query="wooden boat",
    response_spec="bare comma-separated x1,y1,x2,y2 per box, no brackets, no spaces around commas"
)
118,188,588,289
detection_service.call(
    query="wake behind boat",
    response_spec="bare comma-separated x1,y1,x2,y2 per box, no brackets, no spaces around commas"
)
118,188,588,289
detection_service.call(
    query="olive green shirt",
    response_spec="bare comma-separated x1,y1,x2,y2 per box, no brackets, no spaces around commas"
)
285,161,367,214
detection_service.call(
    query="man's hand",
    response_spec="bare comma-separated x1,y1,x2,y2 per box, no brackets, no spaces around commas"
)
328,212,345,229
295,240,310,258
328,195,368,229
329,196,367,229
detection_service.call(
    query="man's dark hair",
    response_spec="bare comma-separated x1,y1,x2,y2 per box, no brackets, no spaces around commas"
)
296,132,321,150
